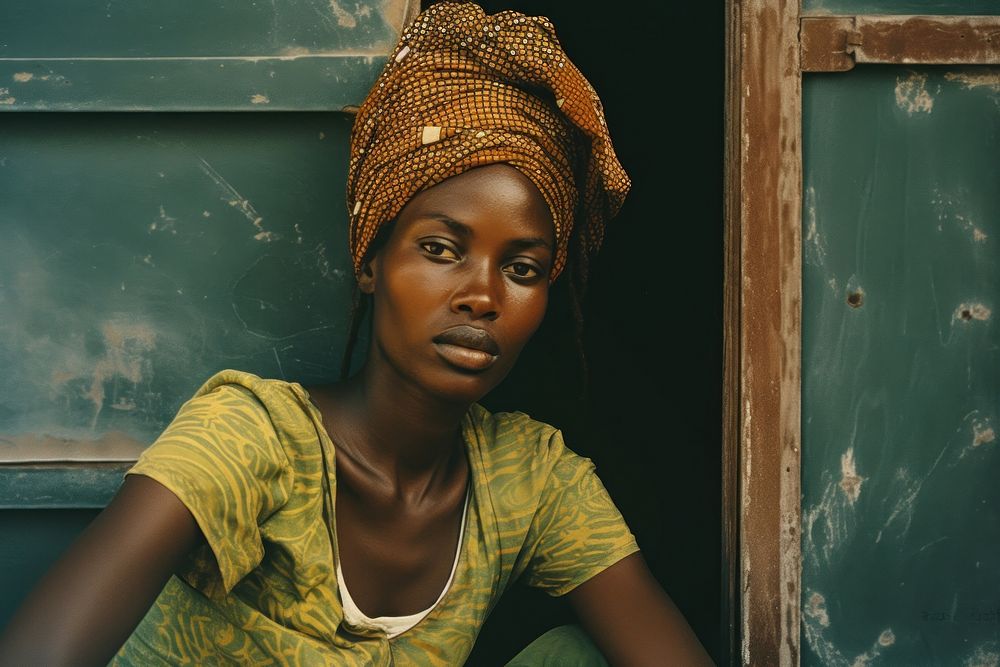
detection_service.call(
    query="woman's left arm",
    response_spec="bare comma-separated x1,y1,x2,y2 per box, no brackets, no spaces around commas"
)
566,552,715,667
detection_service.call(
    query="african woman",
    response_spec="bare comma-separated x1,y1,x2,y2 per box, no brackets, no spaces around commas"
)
0,2,713,665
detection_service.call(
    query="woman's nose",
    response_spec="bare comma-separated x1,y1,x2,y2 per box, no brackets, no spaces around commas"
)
451,262,500,321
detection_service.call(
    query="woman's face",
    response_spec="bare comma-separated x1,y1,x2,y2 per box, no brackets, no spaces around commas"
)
362,163,555,404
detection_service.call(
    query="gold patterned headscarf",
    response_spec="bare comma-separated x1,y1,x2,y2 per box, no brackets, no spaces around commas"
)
347,0,629,281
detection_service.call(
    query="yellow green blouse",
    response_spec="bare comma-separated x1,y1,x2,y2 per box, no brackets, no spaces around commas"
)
111,370,638,666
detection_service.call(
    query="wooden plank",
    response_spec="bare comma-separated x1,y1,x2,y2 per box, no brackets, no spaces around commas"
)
738,0,802,664
0,56,388,111
0,464,130,508
801,15,1000,72
722,0,742,665
0,0,420,111
854,15,1000,65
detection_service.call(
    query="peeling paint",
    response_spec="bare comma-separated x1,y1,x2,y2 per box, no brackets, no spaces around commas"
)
250,93,270,105
839,448,863,503
946,71,1000,93
895,72,934,114
954,303,992,323
279,46,313,58
931,188,988,243
805,591,830,627
328,0,357,28
964,642,1000,667
848,628,897,666
804,185,829,270
82,321,157,428
0,431,145,463
0,88,16,105
803,476,855,570
957,411,996,461
149,205,178,234
973,421,996,447
12,72,65,84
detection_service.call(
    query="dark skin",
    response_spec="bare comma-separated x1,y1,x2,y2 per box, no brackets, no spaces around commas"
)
0,165,713,666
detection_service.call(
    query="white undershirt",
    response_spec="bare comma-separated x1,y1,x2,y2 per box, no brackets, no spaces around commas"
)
335,488,470,639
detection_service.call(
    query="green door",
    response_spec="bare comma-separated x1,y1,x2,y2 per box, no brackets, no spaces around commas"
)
801,2,1000,664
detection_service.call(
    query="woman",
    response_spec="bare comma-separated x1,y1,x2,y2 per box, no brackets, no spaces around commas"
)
0,2,713,665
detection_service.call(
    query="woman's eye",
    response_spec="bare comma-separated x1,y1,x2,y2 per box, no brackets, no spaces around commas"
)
503,262,540,279
420,241,458,259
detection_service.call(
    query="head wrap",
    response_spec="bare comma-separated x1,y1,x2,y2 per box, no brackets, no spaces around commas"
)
347,0,629,281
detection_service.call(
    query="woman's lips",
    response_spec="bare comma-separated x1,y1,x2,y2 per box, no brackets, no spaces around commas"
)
432,325,500,371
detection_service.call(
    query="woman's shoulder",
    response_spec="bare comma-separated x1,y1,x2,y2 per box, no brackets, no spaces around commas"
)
160,369,320,454
465,404,577,474
186,368,311,412
191,369,304,403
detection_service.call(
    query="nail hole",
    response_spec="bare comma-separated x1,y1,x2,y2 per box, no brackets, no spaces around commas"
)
847,291,864,308
960,309,973,321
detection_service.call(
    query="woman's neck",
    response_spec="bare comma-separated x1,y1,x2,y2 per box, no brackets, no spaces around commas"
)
314,352,470,503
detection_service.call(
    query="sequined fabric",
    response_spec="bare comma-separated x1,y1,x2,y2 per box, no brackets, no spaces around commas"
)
347,1,630,280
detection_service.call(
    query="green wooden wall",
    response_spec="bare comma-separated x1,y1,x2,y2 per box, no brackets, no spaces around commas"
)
802,66,1000,665
0,0,412,626
0,112,356,459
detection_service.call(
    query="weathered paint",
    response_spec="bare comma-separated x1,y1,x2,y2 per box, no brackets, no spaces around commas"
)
722,3,743,665
0,0,420,111
801,15,1000,72
801,17,856,72
0,112,363,458
0,464,130,508
733,0,802,664
802,67,1000,665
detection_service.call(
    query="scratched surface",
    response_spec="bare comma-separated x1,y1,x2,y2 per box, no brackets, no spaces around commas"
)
0,112,360,460
2,0,405,57
802,67,1000,665
803,0,996,13
0,0,417,110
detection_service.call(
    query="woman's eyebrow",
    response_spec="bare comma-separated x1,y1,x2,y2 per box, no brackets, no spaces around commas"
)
423,213,472,237
508,238,553,252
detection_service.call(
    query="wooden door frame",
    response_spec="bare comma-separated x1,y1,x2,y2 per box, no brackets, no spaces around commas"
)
724,3,1000,665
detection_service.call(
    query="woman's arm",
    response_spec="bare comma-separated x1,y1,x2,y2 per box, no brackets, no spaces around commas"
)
567,552,715,667
0,474,203,667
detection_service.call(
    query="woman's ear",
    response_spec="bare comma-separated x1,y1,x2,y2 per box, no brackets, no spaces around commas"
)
357,259,377,294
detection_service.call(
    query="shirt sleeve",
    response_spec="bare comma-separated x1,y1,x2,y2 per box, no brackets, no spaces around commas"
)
126,383,294,598
521,431,640,596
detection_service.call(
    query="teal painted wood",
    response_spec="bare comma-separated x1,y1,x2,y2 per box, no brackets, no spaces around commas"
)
2,0,405,57
0,509,101,627
803,0,997,14
0,57,390,111
801,67,1000,665
0,0,417,110
0,112,363,462
0,465,129,508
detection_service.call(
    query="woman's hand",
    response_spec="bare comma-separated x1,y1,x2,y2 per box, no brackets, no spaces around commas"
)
567,552,716,666
0,474,203,667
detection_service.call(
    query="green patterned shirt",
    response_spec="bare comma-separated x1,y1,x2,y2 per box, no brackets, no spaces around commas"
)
111,370,638,666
